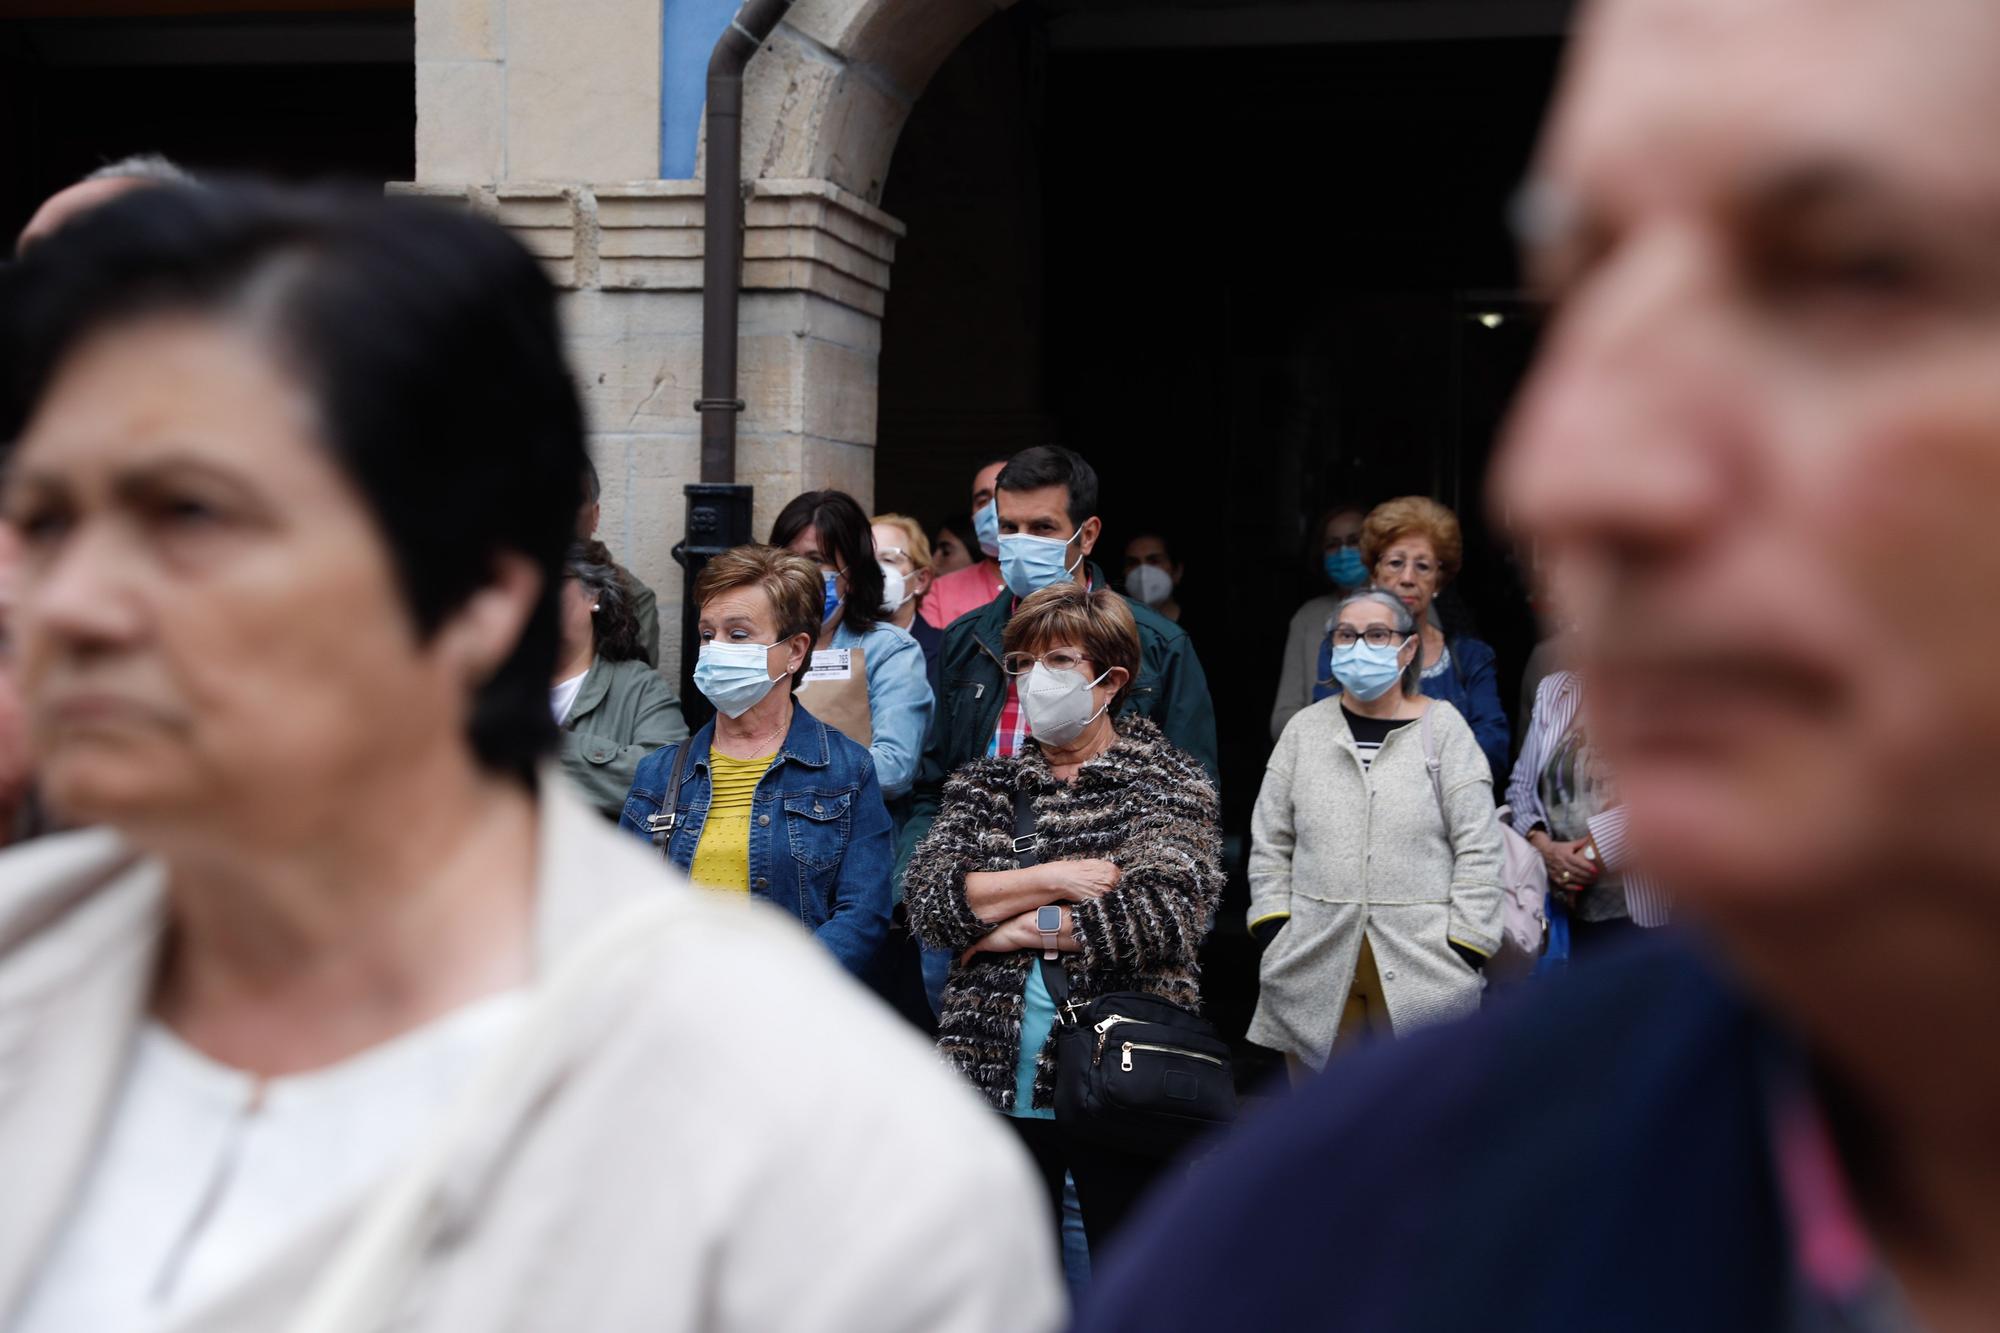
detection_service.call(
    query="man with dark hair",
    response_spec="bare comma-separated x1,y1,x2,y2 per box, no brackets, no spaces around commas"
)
898,445,1218,877
919,455,1011,629
1081,1,2000,1329
576,456,661,667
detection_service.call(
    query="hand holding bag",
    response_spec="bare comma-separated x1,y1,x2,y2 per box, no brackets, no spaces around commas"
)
1013,787,1236,1156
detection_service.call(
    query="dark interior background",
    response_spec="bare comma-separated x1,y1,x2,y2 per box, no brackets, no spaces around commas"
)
0,4,414,241
3,0,1564,1073
874,7,1563,1071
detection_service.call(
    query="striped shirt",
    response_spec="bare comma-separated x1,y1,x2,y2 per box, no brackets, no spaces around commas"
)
1506,671,1671,928
1342,706,1412,772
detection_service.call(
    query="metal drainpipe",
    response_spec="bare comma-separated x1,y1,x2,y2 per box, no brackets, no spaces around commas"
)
693,0,795,482
674,0,794,729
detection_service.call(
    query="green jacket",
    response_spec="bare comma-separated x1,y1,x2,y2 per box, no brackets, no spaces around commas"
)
894,565,1219,882
558,656,689,817
621,563,661,667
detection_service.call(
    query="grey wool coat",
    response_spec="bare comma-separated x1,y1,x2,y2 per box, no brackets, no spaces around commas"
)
1248,697,1505,1069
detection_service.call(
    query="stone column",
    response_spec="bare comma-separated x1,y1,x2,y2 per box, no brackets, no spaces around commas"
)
409,0,903,678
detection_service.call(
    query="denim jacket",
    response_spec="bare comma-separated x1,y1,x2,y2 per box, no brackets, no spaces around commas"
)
830,617,933,801
619,700,894,977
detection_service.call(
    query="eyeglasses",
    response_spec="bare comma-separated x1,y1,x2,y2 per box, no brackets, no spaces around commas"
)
1331,626,1409,649
1002,648,1093,676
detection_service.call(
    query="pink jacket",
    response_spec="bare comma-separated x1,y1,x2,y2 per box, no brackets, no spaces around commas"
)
920,559,1006,629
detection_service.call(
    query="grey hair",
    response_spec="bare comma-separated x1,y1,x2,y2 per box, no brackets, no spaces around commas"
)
1336,588,1423,696
565,544,642,662
84,154,194,186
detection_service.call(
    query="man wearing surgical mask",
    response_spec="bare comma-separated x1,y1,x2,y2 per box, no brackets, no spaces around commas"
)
898,446,1219,884
920,457,1011,631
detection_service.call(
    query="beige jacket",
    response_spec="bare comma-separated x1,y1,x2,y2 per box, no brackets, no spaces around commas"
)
1247,698,1505,1068
0,776,1062,1332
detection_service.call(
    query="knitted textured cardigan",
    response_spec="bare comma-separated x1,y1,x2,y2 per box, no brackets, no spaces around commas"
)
903,715,1224,1113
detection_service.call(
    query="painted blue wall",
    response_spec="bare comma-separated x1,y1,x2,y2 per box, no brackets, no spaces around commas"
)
660,0,743,178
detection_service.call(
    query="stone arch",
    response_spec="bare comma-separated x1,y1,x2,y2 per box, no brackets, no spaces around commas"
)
721,0,1017,204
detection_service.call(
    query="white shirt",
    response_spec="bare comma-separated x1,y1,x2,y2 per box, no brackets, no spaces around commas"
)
16,991,525,1333
549,668,589,724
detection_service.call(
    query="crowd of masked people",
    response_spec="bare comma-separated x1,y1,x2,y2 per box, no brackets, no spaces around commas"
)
51,29,1981,1312
0,167,1666,1325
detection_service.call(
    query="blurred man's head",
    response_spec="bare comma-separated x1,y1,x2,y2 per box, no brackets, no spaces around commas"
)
0,523,29,822
1496,0,2000,915
15,154,192,256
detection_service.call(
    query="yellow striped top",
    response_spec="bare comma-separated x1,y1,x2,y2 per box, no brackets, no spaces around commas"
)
689,751,776,892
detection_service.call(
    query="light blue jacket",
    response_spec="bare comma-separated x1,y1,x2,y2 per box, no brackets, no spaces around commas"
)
829,617,933,801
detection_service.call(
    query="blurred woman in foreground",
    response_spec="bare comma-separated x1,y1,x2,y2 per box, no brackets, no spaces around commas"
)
0,184,1056,1332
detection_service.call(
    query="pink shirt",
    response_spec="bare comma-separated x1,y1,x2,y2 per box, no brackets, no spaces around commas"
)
920,559,1006,629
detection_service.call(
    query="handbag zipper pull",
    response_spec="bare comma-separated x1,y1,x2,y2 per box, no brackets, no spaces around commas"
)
1121,1041,1134,1072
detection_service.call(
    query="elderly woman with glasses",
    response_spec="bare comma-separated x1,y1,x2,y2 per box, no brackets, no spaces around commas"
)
904,581,1224,1254
1359,496,1510,781
1248,589,1505,1078
551,543,688,817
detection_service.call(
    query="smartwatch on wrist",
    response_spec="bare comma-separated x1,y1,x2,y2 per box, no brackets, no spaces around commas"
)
1036,905,1064,960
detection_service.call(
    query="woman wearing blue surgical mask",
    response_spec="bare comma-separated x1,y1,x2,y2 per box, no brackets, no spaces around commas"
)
1247,590,1505,1079
619,545,895,978
1271,503,1370,741
767,490,934,805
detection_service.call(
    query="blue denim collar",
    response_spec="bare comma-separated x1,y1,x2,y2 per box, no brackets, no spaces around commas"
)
685,697,832,776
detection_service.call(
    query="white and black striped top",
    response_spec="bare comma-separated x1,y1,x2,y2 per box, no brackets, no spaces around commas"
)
1342,706,1414,772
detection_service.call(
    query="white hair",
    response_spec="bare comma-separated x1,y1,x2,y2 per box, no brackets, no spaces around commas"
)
83,154,194,187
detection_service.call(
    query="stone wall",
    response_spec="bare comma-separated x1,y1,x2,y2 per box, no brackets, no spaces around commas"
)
410,0,987,676
395,173,900,675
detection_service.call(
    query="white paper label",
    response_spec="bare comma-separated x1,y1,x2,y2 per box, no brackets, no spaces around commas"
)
804,649,854,682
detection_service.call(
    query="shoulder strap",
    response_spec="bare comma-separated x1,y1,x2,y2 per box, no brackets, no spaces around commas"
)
1420,704,1447,820
1011,785,1072,1009
1010,783,1041,868
645,739,696,849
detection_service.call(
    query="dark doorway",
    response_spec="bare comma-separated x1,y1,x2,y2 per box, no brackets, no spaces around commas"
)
875,5,1564,1070
0,6,414,243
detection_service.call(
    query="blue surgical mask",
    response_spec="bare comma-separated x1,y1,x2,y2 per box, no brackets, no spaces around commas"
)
821,569,843,626
1329,639,1407,702
973,501,1001,558
999,525,1084,598
694,641,782,718
1325,547,1368,588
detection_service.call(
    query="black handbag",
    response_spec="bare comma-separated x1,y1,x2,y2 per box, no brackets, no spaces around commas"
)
1013,787,1237,1155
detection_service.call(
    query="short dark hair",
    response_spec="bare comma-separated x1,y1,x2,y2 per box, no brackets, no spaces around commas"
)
997,445,1099,529
1126,530,1177,565
768,489,886,636
0,183,586,784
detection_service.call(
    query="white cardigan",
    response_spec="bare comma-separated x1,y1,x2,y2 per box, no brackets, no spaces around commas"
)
1247,698,1505,1068
0,775,1061,1333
